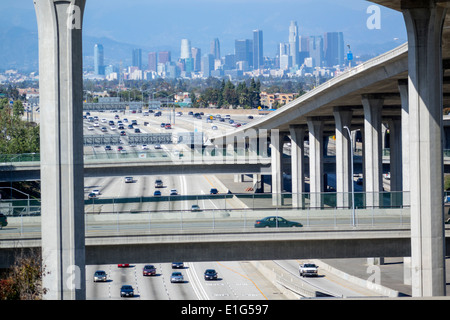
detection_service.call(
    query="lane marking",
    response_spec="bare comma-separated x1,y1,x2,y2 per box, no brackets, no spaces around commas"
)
217,262,268,300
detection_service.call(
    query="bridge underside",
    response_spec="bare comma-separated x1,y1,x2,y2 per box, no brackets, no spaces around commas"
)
2,229,450,268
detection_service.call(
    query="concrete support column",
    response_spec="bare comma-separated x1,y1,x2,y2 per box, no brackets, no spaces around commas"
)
307,118,324,208
362,94,384,207
398,79,410,203
34,0,86,300
271,130,284,205
289,125,307,208
333,107,353,208
402,0,447,297
387,117,402,192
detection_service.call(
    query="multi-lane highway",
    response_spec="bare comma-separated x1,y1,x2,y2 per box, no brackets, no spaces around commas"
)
86,261,286,300
78,108,386,300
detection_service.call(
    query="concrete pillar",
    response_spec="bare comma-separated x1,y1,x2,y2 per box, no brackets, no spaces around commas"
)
333,107,353,208
271,130,284,205
387,117,402,192
307,118,324,208
362,94,384,207
34,0,86,300
402,0,447,297
289,125,307,208
398,79,410,203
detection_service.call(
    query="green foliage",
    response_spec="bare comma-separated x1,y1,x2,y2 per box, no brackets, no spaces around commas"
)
0,104,40,154
197,78,262,109
0,250,47,300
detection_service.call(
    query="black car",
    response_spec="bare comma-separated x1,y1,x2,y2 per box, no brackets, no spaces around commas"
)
210,188,218,194
204,269,218,280
254,216,303,228
120,285,134,297
172,262,184,269
0,214,7,229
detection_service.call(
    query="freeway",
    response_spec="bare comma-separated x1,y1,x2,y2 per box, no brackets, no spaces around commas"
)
86,261,284,300
85,259,386,300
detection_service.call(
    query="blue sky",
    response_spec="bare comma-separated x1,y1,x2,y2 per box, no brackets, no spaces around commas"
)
1,0,407,61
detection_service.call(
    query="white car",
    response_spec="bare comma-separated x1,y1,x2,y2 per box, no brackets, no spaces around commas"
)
124,177,133,183
142,145,149,150
92,189,101,195
299,263,319,277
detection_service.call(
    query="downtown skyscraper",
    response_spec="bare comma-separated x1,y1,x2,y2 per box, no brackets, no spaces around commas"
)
289,21,299,67
253,29,263,70
94,44,105,75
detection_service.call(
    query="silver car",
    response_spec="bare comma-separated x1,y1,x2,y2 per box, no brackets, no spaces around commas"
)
93,270,107,282
170,272,184,283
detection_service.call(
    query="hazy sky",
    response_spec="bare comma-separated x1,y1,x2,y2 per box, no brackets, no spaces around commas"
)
1,0,407,58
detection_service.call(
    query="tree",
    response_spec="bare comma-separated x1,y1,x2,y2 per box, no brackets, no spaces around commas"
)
0,249,48,300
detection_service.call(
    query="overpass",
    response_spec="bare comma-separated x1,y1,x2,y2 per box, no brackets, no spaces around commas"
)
30,0,450,299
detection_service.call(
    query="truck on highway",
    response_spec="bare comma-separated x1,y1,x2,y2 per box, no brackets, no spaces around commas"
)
299,262,319,277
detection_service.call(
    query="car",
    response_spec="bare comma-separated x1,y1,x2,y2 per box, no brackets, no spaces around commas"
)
154,144,162,149
299,263,319,277
0,214,8,229
153,190,161,196
118,263,130,268
124,177,133,183
120,285,134,297
170,272,184,283
120,130,126,136
191,204,201,212
160,123,166,128
170,189,178,195
93,270,107,282
88,192,97,199
172,262,184,268
104,145,112,151
117,146,123,151
134,128,141,133
155,179,163,188
87,126,94,131
254,216,303,228
248,115,254,119
165,123,172,129
142,265,156,276
204,269,218,280
127,124,134,129
141,145,149,150
210,188,218,194
92,189,101,195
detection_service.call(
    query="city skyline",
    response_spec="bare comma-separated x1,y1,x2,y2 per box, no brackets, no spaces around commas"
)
0,0,407,72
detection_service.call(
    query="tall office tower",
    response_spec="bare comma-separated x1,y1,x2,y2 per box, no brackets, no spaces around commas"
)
148,52,158,72
289,21,299,67
159,51,171,64
132,48,142,70
324,32,345,67
210,38,220,60
201,53,214,77
223,54,235,70
191,47,202,72
94,44,105,75
253,29,264,70
235,39,253,68
309,36,324,68
180,39,192,60
279,42,291,69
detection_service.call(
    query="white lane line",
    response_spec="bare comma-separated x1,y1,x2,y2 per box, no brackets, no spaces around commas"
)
185,263,209,300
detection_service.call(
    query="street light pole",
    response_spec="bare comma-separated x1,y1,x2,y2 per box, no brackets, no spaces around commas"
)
344,126,356,227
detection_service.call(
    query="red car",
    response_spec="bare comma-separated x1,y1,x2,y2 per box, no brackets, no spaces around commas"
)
118,263,129,268
142,265,156,276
